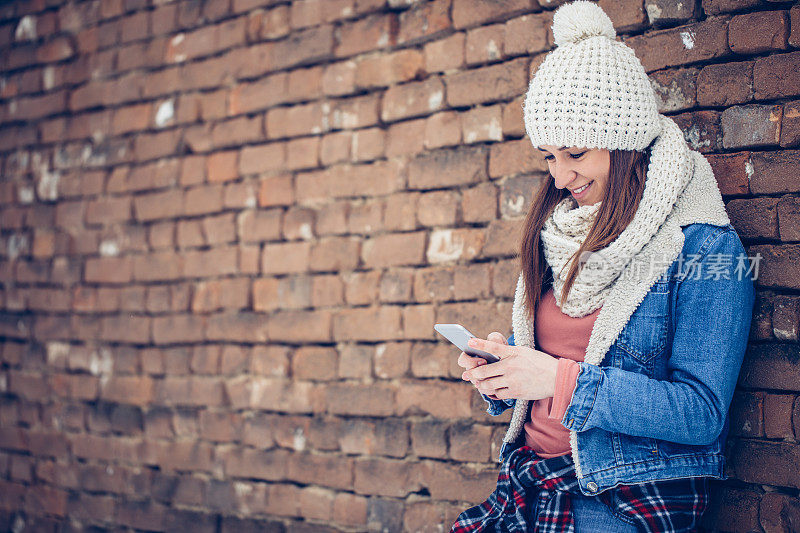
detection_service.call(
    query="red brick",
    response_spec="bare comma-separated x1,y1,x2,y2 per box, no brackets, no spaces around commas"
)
697,61,753,107
333,306,402,341
489,138,545,178
287,65,324,102
444,57,529,107
385,118,425,157
729,391,764,438
361,231,427,269
320,131,352,165
721,104,782,149
649,67,698,113
749,150,800,195
85,257,133,284
403,303,436,340
312,274,344,308
310,236,361,271
754,51,800,101
449,421,492,462
706,151,751,195
408,145,487,189
333,492,368,527
424,32,465,73
725,198,779,240
378,268,413,303
452,0,536,29
329,93,380,129
772,295,800,342
347,200,383,235
373,342,410,379
339,418,409,457
262,241,310,274
338,344,373,379
714,487,761,533
740,343,800,390
354,457,423,498
462,104,503,144
86,196,132,224
133,189,185,222
286,451,354,490
356,49,425,89
760,492,800,533
268,310,332,343
764,393,796,439
781,100,800,148
625,17,730,73
381,77,445,123
409,341,451,379
778,196,800,242
293,346,338,380
383,192,419,231
466,24,505,66
420,460,499,502
211,115,262,148
729,10,789,55
398,0,452,45
325,383,395,416
285,136,320,170
229,73,287,115
671,110,723,153
791,5,800,49
258,174,294,207
731,440,800,487
504,14,549,57
336,13,396,57
396,381,473,418
322,60,357,96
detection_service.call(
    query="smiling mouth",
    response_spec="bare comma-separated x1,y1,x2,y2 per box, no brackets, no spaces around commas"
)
571,181,593,194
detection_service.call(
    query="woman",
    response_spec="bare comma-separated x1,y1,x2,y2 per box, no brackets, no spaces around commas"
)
452,2,755,532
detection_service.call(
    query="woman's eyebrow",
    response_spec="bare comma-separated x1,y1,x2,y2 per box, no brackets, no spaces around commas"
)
537,146,569,152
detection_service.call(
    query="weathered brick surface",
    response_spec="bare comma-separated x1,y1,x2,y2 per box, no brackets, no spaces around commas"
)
0,0,795,530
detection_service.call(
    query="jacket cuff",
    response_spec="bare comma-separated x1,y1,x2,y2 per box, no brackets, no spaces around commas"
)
481,392,515,415
561,362,601,431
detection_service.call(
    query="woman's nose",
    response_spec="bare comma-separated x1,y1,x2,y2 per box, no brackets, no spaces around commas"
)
552,163,575,189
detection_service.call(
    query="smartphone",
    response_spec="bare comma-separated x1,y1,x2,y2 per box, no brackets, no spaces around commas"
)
433,324,500,363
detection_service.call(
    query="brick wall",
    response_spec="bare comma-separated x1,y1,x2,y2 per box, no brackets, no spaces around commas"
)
0,0,798,531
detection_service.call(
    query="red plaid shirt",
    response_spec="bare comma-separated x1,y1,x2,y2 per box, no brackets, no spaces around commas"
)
451,446,709,533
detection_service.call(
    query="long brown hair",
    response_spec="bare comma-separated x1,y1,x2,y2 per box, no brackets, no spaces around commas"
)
519,143,655,324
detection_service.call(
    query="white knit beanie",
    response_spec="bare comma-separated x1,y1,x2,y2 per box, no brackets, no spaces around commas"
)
523,0,661,151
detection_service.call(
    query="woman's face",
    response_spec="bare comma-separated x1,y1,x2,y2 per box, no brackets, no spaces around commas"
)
537,145,610,207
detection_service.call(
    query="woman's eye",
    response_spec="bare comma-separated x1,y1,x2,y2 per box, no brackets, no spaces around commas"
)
543,152,585,161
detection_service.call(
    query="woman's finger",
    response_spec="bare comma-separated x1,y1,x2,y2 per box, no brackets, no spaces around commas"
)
458,351,486,370
476,375,506,394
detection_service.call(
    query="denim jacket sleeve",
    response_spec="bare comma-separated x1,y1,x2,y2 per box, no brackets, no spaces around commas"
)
481,334,517,415
561,227,756,445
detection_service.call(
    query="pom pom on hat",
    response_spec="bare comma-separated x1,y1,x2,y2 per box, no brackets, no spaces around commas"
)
552,0,616,47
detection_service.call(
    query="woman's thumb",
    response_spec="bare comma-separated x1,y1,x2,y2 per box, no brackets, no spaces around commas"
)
486,331,508,345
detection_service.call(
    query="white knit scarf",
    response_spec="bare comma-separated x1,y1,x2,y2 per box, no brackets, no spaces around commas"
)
502,114,732,478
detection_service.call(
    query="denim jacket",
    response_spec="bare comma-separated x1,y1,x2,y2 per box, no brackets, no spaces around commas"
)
482,222,756,496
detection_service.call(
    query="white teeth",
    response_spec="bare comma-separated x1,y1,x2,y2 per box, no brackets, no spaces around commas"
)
574,182,590,193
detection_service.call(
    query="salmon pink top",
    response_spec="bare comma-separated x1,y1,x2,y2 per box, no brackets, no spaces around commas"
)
523,286,601,458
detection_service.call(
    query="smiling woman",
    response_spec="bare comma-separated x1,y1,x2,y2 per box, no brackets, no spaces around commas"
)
536,145,610,206
451,1,755,532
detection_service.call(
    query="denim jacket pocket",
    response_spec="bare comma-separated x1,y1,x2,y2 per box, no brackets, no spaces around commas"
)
615,284,670,366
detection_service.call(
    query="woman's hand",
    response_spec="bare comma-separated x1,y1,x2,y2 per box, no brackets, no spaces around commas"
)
457,331,508,400
461,336,559,401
